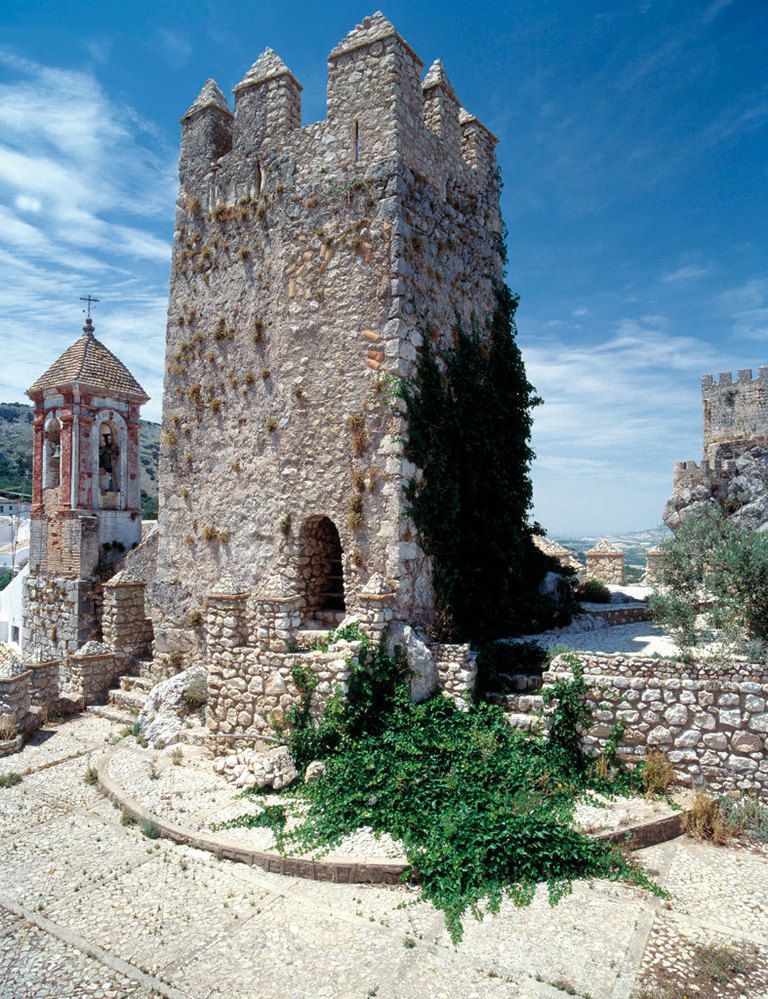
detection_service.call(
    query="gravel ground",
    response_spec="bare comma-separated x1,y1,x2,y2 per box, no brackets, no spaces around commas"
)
0,712,766,998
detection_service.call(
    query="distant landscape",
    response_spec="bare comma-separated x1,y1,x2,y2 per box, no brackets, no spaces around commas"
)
553,526,672,582
0,402,161,517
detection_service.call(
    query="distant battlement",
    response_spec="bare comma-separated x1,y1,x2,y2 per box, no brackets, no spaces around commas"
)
701,366,768,457
672,457,740,490
178,12,498,207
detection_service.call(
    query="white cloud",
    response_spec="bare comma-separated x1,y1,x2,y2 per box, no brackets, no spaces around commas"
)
703,0,737,23
662,263,712,283
0,50,174,421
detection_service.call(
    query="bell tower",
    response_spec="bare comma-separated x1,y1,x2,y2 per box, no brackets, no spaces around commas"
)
24,309,149,660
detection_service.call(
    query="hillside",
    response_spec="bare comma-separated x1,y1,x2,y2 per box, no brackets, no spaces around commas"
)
0,402,160,516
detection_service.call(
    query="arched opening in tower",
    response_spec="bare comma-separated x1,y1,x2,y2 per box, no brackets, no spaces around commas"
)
98,421,121,501
44,418,61,490
298,515,345,621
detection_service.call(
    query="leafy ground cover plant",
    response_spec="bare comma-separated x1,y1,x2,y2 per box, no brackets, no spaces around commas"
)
225,633,662,943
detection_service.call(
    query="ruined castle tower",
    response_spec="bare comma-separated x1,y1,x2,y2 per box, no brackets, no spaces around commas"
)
153,13,502,655
24,316,148,659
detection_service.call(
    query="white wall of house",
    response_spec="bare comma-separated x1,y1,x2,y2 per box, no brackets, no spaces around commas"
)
0,563,27,651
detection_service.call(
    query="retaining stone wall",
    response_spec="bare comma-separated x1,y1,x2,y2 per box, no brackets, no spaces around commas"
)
546,653,768,796
102,578,153,657
0,664,31,734
432,643,477,709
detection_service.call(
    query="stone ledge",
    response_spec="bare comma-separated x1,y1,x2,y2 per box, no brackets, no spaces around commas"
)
96,747,691,885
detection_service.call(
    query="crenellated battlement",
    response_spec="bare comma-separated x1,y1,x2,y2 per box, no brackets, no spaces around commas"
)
702,367,768,388
156,11,504,658
178,12,497,209
701,365,768,457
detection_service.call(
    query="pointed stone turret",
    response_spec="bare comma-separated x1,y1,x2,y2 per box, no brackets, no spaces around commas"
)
327,12,423,162
232,48,302,154
422,59,460,148
179,78,233,193
329,11,417,60
233,48,302,94
422,59,457,101
458,106,498,177
181,78,232,122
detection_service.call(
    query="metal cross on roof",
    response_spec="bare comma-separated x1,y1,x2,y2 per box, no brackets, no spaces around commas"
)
79,295,100,320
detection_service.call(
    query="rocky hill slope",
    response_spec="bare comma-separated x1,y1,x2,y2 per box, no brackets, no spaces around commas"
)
0,402,160,511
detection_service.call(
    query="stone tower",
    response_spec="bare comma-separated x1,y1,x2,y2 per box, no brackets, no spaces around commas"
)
24,315,149,659
152,12,502,656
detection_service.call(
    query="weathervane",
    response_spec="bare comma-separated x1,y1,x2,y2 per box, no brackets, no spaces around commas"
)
80,294,100,335
80,294,100,320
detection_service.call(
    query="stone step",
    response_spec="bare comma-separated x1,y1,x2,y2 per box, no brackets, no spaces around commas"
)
505,712,541,732
89,704,136,727
119,674,154,694
500,693,545,714
294,628,333,651
108,688,146,716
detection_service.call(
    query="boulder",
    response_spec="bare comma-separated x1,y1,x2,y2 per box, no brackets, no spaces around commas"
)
217,744,298,790
387,622,437,702
137,664,206,749
305,760,326,782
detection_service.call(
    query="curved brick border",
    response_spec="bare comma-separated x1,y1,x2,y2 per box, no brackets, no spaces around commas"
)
96,748,409,885
97,748,689,885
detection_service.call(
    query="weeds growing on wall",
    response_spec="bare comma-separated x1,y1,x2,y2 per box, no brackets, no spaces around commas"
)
400,284,571,644
269,640,660,943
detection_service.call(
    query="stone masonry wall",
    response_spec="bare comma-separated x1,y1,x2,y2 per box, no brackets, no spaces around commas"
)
703,368,768,458
152,14,502,658
546,653,768,797
0,663,31,735
102,576,153,658
23,575,95,661
433,643,477,709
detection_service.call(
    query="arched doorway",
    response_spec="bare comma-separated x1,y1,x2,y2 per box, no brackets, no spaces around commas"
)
298,516,345,622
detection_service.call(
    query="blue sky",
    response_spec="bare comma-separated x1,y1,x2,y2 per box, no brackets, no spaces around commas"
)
0,0,766,535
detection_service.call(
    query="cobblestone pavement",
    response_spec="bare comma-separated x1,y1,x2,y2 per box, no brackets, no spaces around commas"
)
1,714,766,999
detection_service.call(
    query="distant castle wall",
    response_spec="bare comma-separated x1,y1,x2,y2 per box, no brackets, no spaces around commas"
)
702,368,768,460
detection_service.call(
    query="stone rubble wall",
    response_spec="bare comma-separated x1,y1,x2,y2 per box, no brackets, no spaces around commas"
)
206,643,351,754
23,574,95,661
0,665,32,734
153,15,502,657
546,653,768,797
430,642,477,709
584,552,625,585
702,368,768,457
62,648,128,706
102,578,153,658
27,660,59,712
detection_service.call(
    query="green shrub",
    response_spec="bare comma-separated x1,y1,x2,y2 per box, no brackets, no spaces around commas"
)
576,578,611,604
141,820,160,839
281,642,658,943
0,772,22,789
649,508,768,652
400,284,570,643
182,675,208,711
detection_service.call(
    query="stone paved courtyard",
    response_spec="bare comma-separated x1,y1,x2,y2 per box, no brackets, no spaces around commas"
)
1,714,767,999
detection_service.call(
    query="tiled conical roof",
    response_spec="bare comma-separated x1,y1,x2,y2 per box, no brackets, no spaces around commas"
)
182,78,232,121
27,320,149,403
